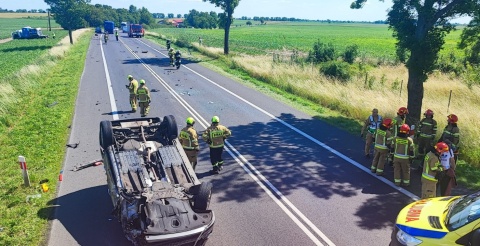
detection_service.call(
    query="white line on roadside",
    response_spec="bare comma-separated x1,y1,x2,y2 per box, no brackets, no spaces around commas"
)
99,38,119,120
121,39,333,246
137,39,420,202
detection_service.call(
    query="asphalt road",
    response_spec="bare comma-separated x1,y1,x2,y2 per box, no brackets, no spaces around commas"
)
47,33,424,246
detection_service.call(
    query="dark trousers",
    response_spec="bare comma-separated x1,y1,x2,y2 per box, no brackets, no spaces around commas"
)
209,147,224,167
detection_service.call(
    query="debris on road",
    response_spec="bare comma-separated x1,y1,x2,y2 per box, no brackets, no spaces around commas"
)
66,142,80,149
26,194,41,202
141,50,148,53
73,159,103,172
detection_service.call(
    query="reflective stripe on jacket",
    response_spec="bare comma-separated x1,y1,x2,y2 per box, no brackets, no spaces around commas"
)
422,152,442,181
393,137,414,159
417,118,437,138
374,129,392,150
137,86,150,102
202,124,231,148
367,115,382,134
442,125,460,147
128,79,138,95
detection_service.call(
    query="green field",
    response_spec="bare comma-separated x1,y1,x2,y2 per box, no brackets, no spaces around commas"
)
153,21,464,59
0,17,60,39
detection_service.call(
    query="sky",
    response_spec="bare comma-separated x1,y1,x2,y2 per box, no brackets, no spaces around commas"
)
0,0,472,23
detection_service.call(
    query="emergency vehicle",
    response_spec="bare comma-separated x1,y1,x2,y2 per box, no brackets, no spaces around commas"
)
391,192,480,245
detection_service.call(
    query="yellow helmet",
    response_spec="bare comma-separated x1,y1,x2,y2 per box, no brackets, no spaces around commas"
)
186,117,195,125
139,79,145,85
211,116,219,123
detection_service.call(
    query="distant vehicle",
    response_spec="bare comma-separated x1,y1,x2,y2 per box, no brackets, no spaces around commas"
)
11,26,48,39
103,20,115,35
128,24,145,38
121,22,128,33
99,116,215,245
95,27,102,34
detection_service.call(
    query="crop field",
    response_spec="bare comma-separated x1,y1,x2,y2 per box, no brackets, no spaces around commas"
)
153,21,463,59
0,17,60,39
0,30,68,78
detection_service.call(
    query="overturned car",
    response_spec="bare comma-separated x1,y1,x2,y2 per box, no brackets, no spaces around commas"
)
99,116,214,245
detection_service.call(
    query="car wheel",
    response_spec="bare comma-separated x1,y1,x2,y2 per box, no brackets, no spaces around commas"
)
100,120,114,149
163,115,178,144
471,229,480,246
193,182,212,211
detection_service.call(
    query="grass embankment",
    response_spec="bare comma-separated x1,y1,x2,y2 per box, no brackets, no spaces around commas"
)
147,23,480,190
0,29,90,245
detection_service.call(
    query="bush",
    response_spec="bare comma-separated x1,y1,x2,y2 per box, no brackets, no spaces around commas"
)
342,44,359,64
308,40,336,64
320,60,354,82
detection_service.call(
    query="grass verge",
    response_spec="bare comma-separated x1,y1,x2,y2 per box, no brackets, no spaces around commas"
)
0,31,90,245
145,34,480,191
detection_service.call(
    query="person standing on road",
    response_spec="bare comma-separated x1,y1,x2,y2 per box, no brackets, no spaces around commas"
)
439,114,460,162
168,48,175,66
370,118,393,176
438,146,457,196
393,107,409,137
126,75,138,112
416,109,437,163
180,117,200,170
136,79,151,117
202,116,231,174
361,108,382,158
392,124,415,187
115,30,119,41
421,142,449,199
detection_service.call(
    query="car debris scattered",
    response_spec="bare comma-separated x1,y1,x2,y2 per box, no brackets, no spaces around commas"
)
73,159,103,172
66,142,80,149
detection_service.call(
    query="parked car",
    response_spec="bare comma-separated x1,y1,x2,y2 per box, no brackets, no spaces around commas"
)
390,191,480,246
99,116,215,245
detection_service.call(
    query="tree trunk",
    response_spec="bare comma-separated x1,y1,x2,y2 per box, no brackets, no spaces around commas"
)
406,65,423,126
224,24,230,55
69,29,73,44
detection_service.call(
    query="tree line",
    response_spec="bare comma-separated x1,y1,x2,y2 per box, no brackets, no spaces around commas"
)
0,8,47,13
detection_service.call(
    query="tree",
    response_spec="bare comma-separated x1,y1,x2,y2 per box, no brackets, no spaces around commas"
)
168,13,174,18
351,0,480,124
459,15,480,65
203,0,241,54
44,0,89,44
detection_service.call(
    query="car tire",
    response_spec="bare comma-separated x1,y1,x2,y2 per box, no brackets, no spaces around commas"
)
100,120,114,149
193,182,212,211
163,115,178,144
471,229,480,246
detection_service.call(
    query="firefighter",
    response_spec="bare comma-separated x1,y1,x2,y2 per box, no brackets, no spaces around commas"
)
125,75,138,112
202,116,231,174
360,108,382,158
136,79,151,117
392,124,415,187
415,109,437,167
370,118,393,176
104,31,108,43
115,30,119,41
421,142,449,198
166,39,171,49
438,145,456,196
180,117,199,170
389,106,409,165
168,48,175,66
439,114,460,162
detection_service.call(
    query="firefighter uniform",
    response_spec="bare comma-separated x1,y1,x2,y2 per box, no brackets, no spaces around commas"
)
416,117,437,157
137,80,151,117
202,116,231,174
361,109,382,157
421,151,443,198
180,118,199,170
440,123,460,162
392,135,414,186
371,126,393,176
392,115,405,137
168,48,175,65
127,75,139,112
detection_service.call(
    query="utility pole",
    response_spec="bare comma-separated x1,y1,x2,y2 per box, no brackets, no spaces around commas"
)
48,10,51,31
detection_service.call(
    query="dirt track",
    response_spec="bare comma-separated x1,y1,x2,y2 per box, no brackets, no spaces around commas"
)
0,37,12,44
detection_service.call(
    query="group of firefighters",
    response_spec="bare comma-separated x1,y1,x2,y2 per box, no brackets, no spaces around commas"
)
361,107,460,198
126,74,232,174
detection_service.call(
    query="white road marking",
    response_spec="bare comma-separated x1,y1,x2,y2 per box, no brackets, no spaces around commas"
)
122,39,335,246
99,39,119,120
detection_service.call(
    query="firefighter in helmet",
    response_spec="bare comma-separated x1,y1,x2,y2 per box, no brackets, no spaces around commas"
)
180,117,199,170
421,142,449,198
168,48,175,66
136,79,151,117
202,116,231,174
370,118,393,176
126,75,138,112
389,106,409,165
392,124,415,187
439,114,460,162
360,108,382,158
416,109,437,166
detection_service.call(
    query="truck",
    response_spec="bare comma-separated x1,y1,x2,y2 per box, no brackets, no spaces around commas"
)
11,26,48,39
99,116,215,245
128,24,145,38
103,20,114,34
121,21,128,33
